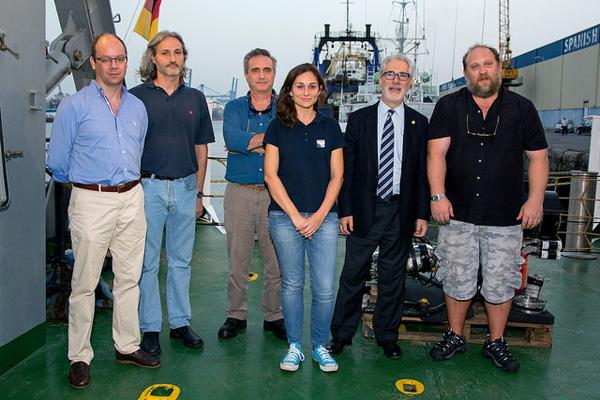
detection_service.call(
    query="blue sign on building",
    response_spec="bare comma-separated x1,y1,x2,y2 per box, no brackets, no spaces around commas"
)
563,25,599,55
439,23,600,93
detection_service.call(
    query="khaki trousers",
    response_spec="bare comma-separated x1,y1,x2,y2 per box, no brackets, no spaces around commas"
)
224,183,282,321
67,185,146,364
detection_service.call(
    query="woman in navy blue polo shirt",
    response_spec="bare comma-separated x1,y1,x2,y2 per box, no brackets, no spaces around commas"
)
264,63,345,373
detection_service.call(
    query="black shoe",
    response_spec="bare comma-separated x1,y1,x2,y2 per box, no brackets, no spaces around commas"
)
326,337,352,355
379,341,402,359
68,361,90,389
481,336,520,372
263,319,287,340
170,326,204,349
218,318,247,339
115,349,160,368
141,332,161,356
430,329,467,361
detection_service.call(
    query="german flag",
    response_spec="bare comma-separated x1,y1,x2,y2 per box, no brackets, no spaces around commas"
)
134,0,162,41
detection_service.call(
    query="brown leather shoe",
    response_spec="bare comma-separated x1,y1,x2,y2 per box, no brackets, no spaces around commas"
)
68,361,90,389
115,349,160,368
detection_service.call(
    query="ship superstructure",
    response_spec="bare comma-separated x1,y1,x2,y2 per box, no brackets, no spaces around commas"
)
312,1,381,120
315,1,438,130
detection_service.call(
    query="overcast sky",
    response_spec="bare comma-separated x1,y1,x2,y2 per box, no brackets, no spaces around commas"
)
46,0,599,96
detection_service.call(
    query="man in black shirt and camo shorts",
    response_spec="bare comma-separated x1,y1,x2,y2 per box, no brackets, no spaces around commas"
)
426,44,549,372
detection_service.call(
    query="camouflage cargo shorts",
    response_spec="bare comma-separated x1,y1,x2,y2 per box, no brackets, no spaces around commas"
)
435,220,523,304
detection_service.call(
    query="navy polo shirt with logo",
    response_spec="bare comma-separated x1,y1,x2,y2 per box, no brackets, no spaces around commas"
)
130,81,215,178
264,112,345,213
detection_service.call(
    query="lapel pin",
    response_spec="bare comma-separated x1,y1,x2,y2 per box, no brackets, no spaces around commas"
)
411,120,416,125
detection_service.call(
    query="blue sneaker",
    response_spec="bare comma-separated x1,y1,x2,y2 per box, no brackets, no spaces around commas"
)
279,342,304,371
312,345,338,372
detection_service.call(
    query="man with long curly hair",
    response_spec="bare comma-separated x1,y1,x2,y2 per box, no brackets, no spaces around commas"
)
130,31,214,356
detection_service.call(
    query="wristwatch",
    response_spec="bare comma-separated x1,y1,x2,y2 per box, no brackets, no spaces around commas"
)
196,191,204,199
430,193,446,202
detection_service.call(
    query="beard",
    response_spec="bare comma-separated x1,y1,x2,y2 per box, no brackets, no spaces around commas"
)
382,86,406,105
467,74,501,98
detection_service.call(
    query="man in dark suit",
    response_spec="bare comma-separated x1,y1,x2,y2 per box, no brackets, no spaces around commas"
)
329,54,430,359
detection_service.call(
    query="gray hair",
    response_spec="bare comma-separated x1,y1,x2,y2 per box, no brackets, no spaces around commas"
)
243,48,277,73
462,44,500,69
138,30,188,82
380,54,414,77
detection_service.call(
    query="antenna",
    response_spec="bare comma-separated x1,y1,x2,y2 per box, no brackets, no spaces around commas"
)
481,0,487,43
343,0,354,35
451,0,459,80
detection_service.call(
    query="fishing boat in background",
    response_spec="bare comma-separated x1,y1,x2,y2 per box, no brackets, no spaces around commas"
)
313,1,438,130
311,1,381,124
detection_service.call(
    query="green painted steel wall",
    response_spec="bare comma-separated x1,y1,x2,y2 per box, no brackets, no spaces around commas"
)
0,323,45,376
0,0,47,371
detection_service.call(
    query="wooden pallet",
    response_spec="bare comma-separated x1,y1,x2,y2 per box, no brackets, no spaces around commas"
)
362,302,553,348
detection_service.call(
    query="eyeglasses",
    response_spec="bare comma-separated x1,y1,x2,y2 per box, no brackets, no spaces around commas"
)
93,56,127,65
466,113,499,137
381,71,411,81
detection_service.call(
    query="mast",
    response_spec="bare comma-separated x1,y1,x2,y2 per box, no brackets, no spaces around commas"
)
499,0,519,85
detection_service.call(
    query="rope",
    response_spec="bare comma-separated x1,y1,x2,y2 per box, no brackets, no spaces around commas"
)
123,0,145,45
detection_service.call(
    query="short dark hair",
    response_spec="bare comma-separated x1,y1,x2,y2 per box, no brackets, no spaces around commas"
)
276,63,327,129
462,44,500,69
90,33,127,58
243,48,277,73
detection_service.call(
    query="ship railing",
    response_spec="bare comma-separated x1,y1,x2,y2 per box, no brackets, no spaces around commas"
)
314,29,372,40
422,171,599,259
197,155,228,232
546,171,600,255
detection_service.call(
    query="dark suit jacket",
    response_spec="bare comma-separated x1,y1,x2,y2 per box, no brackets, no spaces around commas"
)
338,102,430,238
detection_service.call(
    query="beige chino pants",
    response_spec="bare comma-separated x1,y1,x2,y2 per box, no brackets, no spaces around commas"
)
67,185,146,364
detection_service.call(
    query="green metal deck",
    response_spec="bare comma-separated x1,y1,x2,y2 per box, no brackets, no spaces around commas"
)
0,226,598,399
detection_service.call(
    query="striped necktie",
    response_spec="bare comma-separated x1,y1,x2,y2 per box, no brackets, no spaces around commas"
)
377,109,395,201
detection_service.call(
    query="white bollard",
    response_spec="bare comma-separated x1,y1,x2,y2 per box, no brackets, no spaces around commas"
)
587,115,600,231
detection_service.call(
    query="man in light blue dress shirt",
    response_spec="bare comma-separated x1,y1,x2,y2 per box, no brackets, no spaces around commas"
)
47,33,159,390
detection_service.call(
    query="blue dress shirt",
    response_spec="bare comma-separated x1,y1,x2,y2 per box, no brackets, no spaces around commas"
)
223,93,276,184
47,80,148,185
377,101,404,195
